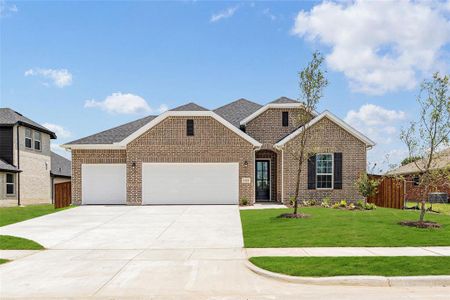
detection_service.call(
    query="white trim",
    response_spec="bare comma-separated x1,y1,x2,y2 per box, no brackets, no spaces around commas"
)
315,153,333,190
61,144,126,150
240,103,318,126
255,158,272,201
274,111,376,148
119,110,262,147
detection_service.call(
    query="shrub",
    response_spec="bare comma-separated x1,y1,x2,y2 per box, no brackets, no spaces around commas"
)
309,199,317,206
355,173,379,199
339,200,347,208
240,197,249,206
321,197,330,208
289,196,297,207
356,200,365,208
348,203,356,210
302,200,309,206
332,202,340,209
365,203,377,210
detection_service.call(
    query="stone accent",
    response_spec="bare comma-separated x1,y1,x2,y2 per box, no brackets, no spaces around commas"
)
126,116,255,205
245,107,313,149
282,117,366,204
71,149,126,205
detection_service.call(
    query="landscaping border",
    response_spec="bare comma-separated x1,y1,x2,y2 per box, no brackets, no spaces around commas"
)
245,260,450,287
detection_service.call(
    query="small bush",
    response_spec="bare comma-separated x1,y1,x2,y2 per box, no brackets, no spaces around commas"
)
348,203,356,210
339,200,347,208
321,197,330,208
365,203,377,210
289,196,297,207
356,200,365,208
302,200,309,206
332,202,340,209
240,197,249,206
309,199,317,206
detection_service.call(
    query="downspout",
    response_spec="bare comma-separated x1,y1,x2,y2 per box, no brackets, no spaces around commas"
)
281,148,284,204
16,125,20,206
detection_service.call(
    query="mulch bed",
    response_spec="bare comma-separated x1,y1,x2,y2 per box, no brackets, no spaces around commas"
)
278,213,310,219
398,221,441,228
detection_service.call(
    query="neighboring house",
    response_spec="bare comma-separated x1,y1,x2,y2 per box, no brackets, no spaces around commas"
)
50,151,72,202
0,108,71,206
388,148,450,202
63,97,375,206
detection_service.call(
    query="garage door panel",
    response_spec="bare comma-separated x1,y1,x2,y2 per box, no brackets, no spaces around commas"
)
82,164,127,205
142,163,239,205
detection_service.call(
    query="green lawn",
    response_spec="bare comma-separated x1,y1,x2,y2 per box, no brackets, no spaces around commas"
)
0,259,9,265
0,204,71,227
240,207,450,247
249,256,450,277
0,235,44,250
406,202,450,216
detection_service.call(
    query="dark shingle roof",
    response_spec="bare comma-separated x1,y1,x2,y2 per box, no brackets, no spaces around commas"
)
0,159,21,173
65,115,157,144
0,108,56,138
51,152,71,177
269,97,299,104
170,102,209,111
214,98,262,127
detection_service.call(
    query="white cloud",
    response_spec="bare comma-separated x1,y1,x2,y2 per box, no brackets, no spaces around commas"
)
210,5,239,22
345,104,406,145
262,8,276,21
0,0,18,17
25,68,73,88
84,92,167,115
292,0,450,94
42,123,71,139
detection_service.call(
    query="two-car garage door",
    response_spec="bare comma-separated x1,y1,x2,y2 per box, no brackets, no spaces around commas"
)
82,163,239,205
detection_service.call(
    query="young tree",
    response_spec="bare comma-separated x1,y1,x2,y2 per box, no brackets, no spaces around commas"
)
283,52,328,217
400,72,450,226
355,172,379,204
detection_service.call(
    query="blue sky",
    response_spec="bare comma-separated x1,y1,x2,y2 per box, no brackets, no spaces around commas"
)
1,0,449,170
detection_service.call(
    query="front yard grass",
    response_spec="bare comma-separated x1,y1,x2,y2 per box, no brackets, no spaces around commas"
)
240,207,450,247
0,204,71,227
0,259,9,265
406,201,450,216
249,256,450,277
0,235,44,250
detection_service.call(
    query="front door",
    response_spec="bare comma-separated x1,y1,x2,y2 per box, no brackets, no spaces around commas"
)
255,160,270,201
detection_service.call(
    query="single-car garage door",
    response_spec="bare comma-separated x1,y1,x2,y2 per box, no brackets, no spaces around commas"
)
142,163,239,205
82,164,127,205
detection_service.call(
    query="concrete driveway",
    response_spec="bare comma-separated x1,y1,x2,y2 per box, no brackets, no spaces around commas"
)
0,205,449,299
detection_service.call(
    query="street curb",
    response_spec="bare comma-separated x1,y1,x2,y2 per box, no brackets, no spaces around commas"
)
245,260,450,287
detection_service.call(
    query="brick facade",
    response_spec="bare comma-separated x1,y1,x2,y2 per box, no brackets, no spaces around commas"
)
282,117,366,204
71,149,126,204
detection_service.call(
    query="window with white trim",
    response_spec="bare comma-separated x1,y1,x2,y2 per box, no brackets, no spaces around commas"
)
25,128,32,148
316,154,333,189
34,131,41,151
6,173,15,195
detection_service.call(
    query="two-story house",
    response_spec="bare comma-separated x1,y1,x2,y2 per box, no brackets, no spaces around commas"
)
63,97,375,206
0,108,71,206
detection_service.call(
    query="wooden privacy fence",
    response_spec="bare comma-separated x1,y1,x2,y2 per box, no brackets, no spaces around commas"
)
367,175,405,209
54,182,71,209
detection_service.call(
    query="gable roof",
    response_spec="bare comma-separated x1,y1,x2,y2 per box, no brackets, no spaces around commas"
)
50,151,71,177
387,148,450,175
239,99,315,126
0,158,21,173
65,115,157,145
269,97,299,104
274,111,375,148
214,98,262,127
0,108,56,139
170,102,208,111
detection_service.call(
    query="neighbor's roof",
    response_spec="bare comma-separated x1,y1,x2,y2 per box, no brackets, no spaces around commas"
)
50,151,71,177
214,98,262,127
269,97,299,104
388,148,450,175
0,159,21,173
0,108,56,139
65,115,157,145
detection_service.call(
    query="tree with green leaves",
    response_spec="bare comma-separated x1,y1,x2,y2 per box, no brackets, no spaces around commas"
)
400,72,450,227
282,51,328,218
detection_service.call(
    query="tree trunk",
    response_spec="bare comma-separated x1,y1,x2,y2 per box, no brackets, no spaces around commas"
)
293,158,303,215
419,199,426,222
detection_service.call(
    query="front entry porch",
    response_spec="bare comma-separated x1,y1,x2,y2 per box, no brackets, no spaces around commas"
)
255,150,278,202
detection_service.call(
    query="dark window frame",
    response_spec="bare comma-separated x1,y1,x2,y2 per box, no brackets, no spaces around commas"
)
282,111,289,127
186,119,194,136
34,131,41,151
25,128,32,149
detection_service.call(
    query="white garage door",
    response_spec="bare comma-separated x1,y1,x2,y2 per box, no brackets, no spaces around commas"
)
142,163,239,205
82,164,127,205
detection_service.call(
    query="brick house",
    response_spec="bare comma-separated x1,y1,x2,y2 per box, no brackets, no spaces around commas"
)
0,108,71,206
63,97,375,205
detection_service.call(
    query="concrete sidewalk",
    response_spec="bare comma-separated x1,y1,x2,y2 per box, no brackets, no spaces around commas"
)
246,246,450,257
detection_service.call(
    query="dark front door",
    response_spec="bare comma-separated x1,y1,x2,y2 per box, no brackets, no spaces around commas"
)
256,160,270,201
